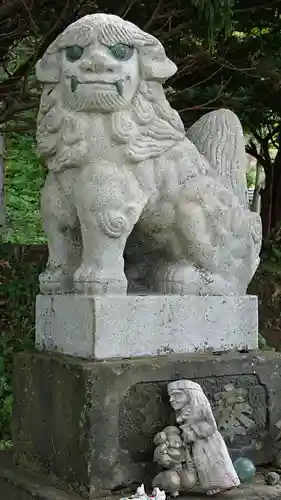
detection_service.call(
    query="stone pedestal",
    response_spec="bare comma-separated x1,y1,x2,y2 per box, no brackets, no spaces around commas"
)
13,351,281,498
0,451,83,500
35,294,258,358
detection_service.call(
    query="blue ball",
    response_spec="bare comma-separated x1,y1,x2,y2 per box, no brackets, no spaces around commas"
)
233,457,256,483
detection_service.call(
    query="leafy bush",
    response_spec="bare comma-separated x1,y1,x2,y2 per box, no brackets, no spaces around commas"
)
260,226,281,273
0,249,43,448
4,133,47,243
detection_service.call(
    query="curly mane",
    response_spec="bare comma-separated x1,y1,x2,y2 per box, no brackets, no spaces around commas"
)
111,81,185,162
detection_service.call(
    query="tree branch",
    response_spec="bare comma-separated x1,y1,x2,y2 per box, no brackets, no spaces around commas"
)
143,0,165,31
119,0,137,19
246,143,269,171
234,0,281,13
0,100,39,125
158,22,189,40
0,0,71,108
19,0,37,33
0,123,36,133
178,78,232,113
0,0,24,22
173,65,225,96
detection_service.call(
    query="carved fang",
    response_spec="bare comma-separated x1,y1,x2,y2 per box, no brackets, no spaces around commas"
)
115,80,124,96
71,76,79,92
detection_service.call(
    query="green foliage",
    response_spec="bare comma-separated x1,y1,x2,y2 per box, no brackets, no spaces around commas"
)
261,226,281,267
5,37,40,77
0,250,42,448
4,133,47,243
246,169,256,188
258,333,275,352
191,0,235,44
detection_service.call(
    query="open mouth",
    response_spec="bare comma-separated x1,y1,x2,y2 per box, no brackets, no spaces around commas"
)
71,76,124,96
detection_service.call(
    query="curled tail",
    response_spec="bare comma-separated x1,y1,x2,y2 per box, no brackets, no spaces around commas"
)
186,109,248,208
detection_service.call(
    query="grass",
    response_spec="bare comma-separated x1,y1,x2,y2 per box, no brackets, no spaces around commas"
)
0,249,42,449
4,133,47,243
1,132,46,446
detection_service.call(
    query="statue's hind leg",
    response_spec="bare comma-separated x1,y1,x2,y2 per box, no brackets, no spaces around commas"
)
40,172,82,294
148,192,240,295
152,262,231,295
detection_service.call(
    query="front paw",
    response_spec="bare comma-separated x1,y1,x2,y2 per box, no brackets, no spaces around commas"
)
73,265,127,295
39,268,74,294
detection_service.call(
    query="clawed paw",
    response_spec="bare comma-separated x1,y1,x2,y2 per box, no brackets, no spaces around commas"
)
73,265,127,294
39,269,74,294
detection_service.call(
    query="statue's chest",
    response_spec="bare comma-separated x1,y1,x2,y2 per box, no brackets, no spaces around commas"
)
59,113,123,166
79,115,122,164
88,124,116,161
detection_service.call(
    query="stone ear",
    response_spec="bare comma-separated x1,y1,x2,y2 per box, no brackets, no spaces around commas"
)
140,46,177,82
36,52,61,83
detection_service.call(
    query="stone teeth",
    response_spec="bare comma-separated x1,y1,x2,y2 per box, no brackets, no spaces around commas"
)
115,80,123,96
71,76,79,92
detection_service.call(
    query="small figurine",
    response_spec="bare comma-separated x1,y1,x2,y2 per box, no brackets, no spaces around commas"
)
136,484,147,499
151,487,166,500
264,472,280,486
167,380,240,496
152,425,197,496
119,484,166,500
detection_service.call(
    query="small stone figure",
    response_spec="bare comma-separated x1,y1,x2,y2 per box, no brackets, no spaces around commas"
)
136,484,147,499
167,380,240,496
153,426,197,496
119,484,166,500
264,472,280,486
151,487,166,500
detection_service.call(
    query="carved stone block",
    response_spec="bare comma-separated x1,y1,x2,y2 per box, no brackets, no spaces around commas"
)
13,351,281,498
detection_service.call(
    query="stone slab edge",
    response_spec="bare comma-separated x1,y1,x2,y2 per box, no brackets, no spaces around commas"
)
35,294,258,359
1,452,281,500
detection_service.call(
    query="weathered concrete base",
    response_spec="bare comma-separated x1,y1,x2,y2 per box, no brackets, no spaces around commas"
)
1,451,281,500
13,351,281,498
185,476,281,499
0,451,83,500
35,294,258,358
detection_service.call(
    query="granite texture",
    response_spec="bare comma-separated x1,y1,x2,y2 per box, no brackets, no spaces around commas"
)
36,13,261,297
183,477,281,500
13,351,281,497
0,451,84,500
35,294,258,359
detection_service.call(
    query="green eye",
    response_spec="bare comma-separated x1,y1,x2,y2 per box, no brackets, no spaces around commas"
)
109,43,134,61
65,45,84,62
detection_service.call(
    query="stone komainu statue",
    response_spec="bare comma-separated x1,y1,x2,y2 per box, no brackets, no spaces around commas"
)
36,13,262,296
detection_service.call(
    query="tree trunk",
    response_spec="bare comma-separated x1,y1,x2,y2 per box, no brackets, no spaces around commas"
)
259,139,273,240
271,143,281,232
